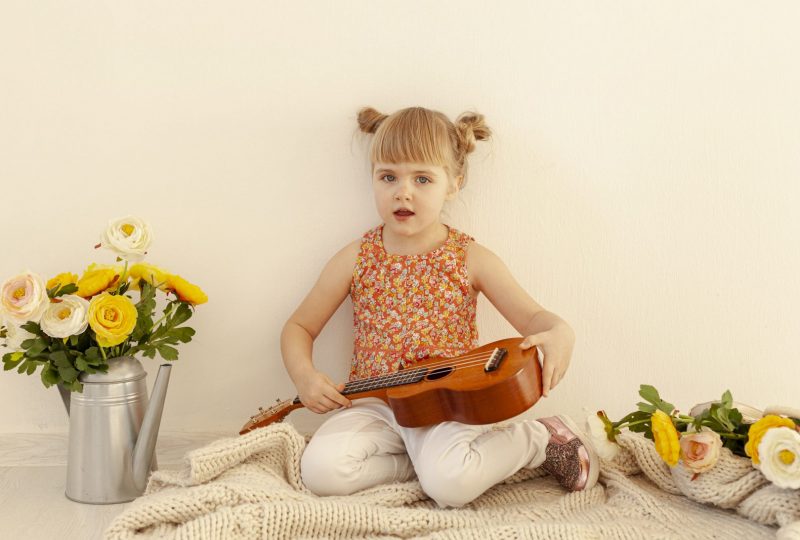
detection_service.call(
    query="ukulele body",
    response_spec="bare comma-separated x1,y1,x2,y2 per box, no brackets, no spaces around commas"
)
380,338,542,427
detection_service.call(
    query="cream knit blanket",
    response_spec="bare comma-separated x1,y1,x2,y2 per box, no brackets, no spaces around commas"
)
104,423,798,539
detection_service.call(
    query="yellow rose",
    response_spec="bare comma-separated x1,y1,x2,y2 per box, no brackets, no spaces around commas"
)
87,293,138,347
166,275,208,305
745,415,797,465
77,264,122,298
652,410,681,466
129,263,170,291
47,272,78,291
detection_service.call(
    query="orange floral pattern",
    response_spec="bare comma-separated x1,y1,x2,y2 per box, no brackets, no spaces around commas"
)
349,224,478,381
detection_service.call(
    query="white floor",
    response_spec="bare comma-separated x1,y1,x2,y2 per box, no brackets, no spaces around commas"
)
0,432,227,540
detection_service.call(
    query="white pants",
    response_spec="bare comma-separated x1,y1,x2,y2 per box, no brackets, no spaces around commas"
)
300,398,550,508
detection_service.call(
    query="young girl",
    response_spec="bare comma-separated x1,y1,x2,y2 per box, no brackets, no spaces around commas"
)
281,106,598,508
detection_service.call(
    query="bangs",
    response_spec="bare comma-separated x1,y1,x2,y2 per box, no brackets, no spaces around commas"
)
369,108,453,169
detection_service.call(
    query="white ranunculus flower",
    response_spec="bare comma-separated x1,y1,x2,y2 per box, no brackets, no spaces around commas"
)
101,216,153,262
0,271,49,324
585,410,620,460
3,319,36,350
757,426,800,489
40,295,90,338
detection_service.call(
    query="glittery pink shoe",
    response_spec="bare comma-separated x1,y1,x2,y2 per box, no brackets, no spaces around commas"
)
537,414,599,491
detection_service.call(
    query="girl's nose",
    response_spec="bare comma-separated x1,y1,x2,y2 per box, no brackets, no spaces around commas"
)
394,184,412,201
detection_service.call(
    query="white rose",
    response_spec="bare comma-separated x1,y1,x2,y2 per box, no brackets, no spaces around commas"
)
585,410,620,460
1,271,49,323
3,320,36,350
101,216,153,262
40,295,90,338
757,426,800,489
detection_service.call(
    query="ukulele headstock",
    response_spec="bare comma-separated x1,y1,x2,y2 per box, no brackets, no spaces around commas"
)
239,399,295,435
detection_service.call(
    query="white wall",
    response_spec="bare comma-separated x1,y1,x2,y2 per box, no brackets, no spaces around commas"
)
1,1,798,436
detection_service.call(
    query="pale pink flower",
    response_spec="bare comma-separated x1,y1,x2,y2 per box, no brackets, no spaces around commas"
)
680,430,722,473
0,271,49,324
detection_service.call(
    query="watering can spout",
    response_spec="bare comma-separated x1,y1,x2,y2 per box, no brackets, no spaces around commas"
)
132,363,172,492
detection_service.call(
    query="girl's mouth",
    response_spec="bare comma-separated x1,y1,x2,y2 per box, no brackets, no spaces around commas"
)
394,210,415,219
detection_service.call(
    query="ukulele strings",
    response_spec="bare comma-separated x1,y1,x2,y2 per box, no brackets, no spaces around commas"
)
344,350,504,390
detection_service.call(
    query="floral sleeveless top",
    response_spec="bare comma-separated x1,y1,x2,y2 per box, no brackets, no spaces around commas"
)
349,224,479,381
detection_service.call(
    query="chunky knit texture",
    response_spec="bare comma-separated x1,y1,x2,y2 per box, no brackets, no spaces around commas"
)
104,424,794,539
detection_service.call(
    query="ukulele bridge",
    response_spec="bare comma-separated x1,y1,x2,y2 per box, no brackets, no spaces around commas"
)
483,348,507,372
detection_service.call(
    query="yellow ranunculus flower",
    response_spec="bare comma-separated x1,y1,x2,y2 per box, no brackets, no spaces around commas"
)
745,415,797,465
47,272,79,291
128,263,170,291
77,264,122,298
166,275,208,305
87,293,138,347
652,410,681,466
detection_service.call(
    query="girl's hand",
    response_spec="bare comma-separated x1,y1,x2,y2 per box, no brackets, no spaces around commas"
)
519,322,576,397
296,369,352,414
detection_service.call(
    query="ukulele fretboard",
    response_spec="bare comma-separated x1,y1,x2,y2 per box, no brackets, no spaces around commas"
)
342,367,428,394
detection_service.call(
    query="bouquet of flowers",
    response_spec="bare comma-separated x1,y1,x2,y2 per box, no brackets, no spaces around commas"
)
0,217,207,392
590,385,800,490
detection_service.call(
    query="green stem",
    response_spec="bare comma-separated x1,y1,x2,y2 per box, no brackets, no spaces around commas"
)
99,346,107,361
115,260,130,294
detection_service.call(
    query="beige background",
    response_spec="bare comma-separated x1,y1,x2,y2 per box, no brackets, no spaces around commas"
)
1,1,798,437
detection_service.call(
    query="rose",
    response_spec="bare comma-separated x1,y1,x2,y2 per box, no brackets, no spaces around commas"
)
745,414,797,465
129,263,170,291
652,409,681,466
100,216,153,262
40,295,90,338
679,429,722,473
0,271,49,324
76,264,122,298
2,319,36,350
87,293,138,347
166,275,208,305
757,426,800,489
586,411,620,460
46,272,78,292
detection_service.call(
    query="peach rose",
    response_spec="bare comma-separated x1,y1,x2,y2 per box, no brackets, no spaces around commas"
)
680,430,722,473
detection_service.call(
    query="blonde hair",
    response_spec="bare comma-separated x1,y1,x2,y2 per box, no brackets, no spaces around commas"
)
357,106,491,186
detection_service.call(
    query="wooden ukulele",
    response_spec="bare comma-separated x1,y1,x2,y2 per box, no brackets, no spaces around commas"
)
239,337,543,435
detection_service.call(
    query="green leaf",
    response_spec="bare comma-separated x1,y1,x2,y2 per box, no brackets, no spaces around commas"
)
156,344,179,361
40,364,60,387
49,350,71,368
26,339,49,357
25,361,38,375
52,283,78,298
169,303,193,328
69,335,79,347
85,347,100,360
21,321,46,337
636,402,657,414
3,351,25,370
58,365,79,383
637,384,674,414
75,357,89,371
170,327,195,343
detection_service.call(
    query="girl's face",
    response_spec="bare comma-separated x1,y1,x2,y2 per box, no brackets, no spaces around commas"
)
372,161,461,238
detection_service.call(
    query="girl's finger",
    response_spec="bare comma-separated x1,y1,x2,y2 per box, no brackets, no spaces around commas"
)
519,333,546,350
542,363,554,397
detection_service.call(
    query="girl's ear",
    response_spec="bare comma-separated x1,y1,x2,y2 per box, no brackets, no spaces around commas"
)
446,175,464,200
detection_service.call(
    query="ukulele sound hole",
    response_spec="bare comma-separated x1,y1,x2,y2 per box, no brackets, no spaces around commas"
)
425,366,453,381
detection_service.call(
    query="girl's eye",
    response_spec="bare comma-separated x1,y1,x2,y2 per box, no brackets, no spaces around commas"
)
417,176,431,184
381,174,396,182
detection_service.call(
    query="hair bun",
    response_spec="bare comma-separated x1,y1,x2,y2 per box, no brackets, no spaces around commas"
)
357,107,389,134
454,112,491,155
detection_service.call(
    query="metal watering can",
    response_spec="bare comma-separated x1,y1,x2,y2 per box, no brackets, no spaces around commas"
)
58,357,171,504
